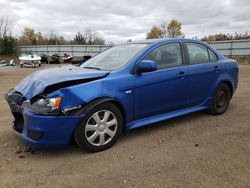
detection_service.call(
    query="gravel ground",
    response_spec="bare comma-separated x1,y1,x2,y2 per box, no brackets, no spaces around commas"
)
0,65,249,188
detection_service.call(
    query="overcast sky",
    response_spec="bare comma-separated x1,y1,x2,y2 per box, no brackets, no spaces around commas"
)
0,0,249,43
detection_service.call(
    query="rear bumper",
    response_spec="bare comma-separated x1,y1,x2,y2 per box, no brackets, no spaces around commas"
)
234,66,239,94
5,92,82,150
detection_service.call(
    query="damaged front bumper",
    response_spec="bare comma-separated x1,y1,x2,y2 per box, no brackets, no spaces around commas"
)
5,91,83,149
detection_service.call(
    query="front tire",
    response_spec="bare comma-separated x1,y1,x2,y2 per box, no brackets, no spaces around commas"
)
208,83,231,115
74,102,123,152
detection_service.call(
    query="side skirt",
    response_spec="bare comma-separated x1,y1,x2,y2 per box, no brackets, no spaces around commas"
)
127,98,212,130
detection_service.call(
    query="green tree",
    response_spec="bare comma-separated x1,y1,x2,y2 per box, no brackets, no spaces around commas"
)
74,32,86,44
146,26,164,39
0,35,17,56
0,17,17,56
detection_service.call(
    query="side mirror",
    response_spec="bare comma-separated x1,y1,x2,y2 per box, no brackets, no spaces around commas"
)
135,60,157,73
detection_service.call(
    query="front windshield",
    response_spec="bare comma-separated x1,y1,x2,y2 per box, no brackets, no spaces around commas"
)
81,44,148,71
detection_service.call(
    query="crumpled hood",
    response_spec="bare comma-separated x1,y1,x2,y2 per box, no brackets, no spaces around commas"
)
15,65,109,99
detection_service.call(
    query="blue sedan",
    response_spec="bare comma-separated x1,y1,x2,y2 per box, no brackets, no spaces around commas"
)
5,38,238,152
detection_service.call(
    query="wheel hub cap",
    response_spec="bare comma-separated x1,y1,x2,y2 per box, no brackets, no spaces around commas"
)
216,89,227,107
98,124,105,132
85,110,118,146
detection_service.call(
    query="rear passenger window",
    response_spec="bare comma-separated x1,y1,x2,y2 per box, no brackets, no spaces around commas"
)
144,43,182,70
186,43,209,64
208,49,218,62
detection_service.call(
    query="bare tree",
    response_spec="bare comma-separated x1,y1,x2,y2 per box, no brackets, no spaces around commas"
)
47,30,58,45
92,36,105,45
84,28,97,44
0,17,16,56
202,32,250,41
161,22,167,38
74,28,105,45
0,17,13,38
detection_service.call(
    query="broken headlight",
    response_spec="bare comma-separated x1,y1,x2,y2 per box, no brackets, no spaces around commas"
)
23,97,61,115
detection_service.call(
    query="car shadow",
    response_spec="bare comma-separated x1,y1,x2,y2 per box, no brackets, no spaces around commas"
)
119,110,208,142
31,110,209,157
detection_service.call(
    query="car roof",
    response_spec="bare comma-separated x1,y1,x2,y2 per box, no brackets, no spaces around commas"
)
126,38,224,60
129,38,203,45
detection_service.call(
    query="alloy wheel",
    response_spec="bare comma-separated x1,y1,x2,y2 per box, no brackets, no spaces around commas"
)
85,110,118,146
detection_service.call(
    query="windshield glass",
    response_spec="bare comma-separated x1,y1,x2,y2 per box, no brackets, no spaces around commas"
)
81,44,148,71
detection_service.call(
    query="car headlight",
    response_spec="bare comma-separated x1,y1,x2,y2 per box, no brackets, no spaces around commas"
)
23,97,62,115
36,97,61,110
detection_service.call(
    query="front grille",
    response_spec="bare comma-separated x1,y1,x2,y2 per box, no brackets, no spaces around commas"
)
6,91,26,134
8,91,25,106
12,112,24,133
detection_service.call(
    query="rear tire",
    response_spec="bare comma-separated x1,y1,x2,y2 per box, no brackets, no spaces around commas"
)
74,102,123,152
208,83,231,115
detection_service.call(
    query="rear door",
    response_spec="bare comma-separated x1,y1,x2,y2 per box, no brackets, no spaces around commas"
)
134,42,189,120
184,42,220,106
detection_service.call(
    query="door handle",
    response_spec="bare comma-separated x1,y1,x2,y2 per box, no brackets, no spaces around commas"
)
177,71,186,78
214,65,221,71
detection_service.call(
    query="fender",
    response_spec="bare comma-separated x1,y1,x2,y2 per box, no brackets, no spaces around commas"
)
71,97,116,115
69,97,127,131
46,72,134,125
210,74,235,98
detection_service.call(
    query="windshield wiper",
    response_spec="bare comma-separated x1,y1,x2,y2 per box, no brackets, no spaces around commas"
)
84,66,101,70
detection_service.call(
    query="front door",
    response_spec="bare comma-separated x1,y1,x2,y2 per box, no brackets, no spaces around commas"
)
134,42,188,120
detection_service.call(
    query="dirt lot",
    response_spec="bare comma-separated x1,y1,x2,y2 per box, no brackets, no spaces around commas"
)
0,65,249,188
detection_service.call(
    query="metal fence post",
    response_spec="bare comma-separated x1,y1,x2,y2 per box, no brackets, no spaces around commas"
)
230,41,233,57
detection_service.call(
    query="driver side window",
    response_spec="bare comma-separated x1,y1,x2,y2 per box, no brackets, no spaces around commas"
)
144,43,183,70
